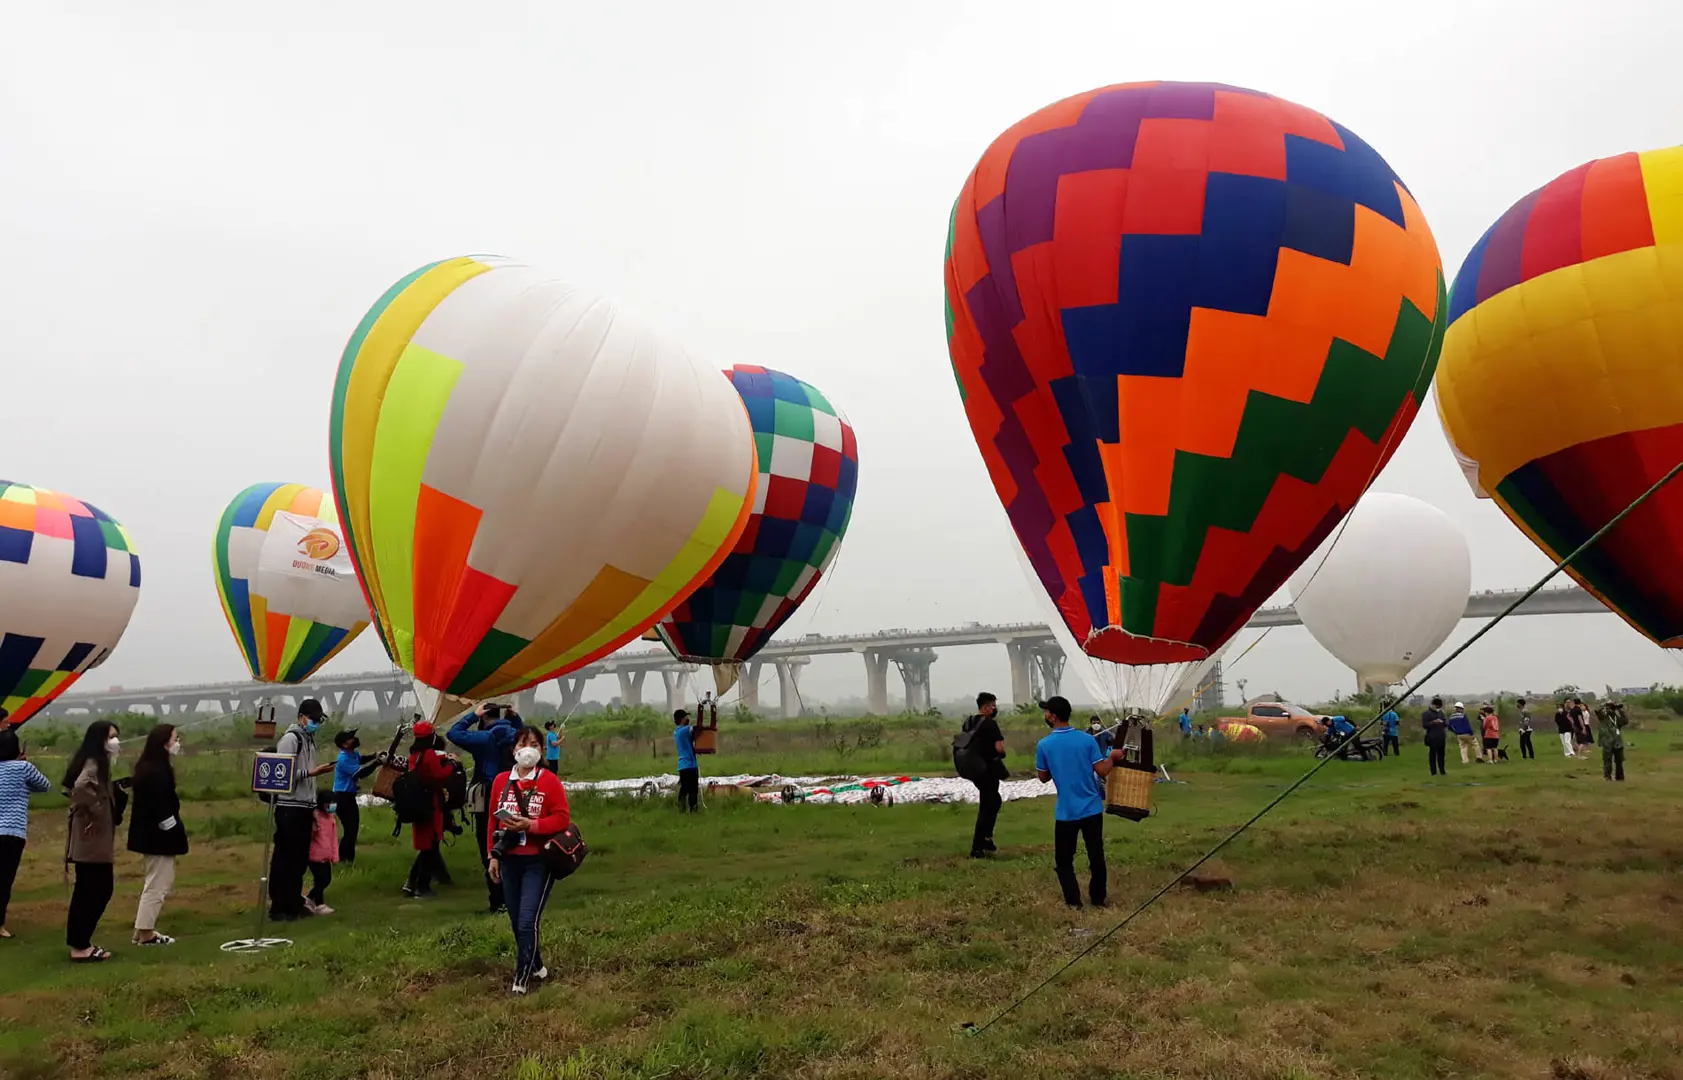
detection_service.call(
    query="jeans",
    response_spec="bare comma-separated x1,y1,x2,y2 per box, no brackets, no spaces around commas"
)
970,776,1001,854
1603,745,1626,781
678,768,700,812
1426,738,1446,776
269,805,314,918
1383,734,1399,756
501,853,554,982
135,854,176,932
1053,813,1106,907
67,861,114,949
308,861,332,905
473,811,504,909
336,791,361,863
1519,732,1535,759
0,835,23,926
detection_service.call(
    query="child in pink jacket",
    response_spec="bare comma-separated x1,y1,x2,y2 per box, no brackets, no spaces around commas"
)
305,794,340,916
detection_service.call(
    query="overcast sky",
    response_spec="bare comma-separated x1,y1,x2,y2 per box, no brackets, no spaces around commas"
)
5,0,1682,710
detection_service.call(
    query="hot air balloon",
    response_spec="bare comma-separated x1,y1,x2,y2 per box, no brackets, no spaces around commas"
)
655,365,859,694
213,483,370,684
1435,147,1683,646
0,481,141,727
945,82,1447,693
1287,493,1470,691
329,256,758,711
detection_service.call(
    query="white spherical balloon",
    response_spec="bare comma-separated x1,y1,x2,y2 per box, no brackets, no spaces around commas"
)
1288,493,1471,689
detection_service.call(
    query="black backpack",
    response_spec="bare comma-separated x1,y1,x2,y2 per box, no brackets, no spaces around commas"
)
390,768,436,824
952,716,990,781
440,757,468,813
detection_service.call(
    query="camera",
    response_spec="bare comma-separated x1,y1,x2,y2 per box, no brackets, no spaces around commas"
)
491,828,515,858
483,703,503,719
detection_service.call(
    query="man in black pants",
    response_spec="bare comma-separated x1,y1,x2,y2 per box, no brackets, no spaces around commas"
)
1033,696,1121,909
961,692,1007,858
1516,698,1536,760
269,699,334,921
674,709,700,812
1420,696,1448,777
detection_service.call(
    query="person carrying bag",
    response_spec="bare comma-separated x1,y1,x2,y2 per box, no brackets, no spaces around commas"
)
486,726,580,995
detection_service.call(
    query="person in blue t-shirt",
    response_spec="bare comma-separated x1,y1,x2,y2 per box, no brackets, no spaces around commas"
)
1448,702,1476,764
1034,696,1121,909
330,730,381,864
543,722,562,774
1178,709,1192,738
673,709,700,812
1379,705,1400,757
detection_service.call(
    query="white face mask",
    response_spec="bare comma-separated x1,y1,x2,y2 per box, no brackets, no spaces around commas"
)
167,741,182,756
514,746,542,769
105,737,121,757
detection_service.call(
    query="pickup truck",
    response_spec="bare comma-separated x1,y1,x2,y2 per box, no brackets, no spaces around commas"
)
1215,702,1329,742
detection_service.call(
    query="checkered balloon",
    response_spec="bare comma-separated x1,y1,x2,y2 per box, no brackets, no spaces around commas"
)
656,366,858,672
946,82,1445,667
0,481,142,726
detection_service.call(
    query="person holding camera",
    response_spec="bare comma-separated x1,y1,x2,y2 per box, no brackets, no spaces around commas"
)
448,702,520,914
487,726,571,994
402,721,456,899
1597,702,1629,781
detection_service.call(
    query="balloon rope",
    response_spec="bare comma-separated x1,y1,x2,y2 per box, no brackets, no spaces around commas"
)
964,454,1683,1038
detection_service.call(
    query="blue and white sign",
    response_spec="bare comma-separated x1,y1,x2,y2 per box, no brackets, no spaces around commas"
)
252,752,297,796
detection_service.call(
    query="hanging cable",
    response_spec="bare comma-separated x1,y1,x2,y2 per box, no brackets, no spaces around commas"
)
964,455,1683,1038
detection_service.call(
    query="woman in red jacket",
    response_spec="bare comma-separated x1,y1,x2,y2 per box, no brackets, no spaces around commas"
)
402,722,455,899
487,725,570,994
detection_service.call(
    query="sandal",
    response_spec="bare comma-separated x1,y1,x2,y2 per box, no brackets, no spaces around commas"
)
71,946,112,963
136,934,175,946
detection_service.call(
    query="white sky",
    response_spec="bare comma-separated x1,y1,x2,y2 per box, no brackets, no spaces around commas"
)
5,0,1682,708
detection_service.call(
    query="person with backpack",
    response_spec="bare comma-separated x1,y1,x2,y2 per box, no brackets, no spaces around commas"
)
127,724,188,945
400,721,456,899
268,700,335,923
448,702,520,914
954,691,1006,859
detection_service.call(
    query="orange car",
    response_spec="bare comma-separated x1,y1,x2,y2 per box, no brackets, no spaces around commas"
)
1214,702,1329,742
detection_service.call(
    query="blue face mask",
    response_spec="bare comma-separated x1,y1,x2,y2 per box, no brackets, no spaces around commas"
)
303,719,321,734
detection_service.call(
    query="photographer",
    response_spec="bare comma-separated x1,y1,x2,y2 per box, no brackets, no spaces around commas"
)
487,726,571,995
1597,702,1629,781
448,702,519,914
401,721,456,900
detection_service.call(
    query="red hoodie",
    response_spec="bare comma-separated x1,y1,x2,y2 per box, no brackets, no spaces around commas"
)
487,766,570,857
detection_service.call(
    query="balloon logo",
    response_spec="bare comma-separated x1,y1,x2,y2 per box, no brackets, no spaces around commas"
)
945,82,1446,668
298,528,340,561
0,481,142,726
329,256,758,700
1436,147,1683,647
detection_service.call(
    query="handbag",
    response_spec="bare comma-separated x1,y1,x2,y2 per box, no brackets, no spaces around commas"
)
511,779,588,880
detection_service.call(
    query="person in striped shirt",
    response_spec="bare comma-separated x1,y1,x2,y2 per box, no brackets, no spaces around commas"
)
1,726,53,940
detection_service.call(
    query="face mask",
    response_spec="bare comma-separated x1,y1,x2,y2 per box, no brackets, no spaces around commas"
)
514,746,542,769
303,719,320,733
167,741,181,756
105,737,121,756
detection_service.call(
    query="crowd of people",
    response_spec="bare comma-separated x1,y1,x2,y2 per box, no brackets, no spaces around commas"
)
1415,695,1628,779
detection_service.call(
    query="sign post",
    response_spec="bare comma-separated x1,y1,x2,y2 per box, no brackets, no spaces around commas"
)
221,752,299,953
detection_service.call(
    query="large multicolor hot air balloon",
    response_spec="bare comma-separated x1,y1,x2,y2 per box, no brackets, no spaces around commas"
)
213,483,369,684
655,365,859,693
0,481,141,726
329,256,759,706
946,82,1445,688
1436,147,1683,647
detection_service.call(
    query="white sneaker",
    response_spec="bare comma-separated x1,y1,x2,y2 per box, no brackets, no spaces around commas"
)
533,966,548,980
510,978,528,995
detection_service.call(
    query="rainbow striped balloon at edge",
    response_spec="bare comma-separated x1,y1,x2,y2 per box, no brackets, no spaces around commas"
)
1436,146,1683,647
212,482,369,683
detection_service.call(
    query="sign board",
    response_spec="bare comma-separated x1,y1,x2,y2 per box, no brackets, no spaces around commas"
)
1618,686,1651,697
252,752,297,796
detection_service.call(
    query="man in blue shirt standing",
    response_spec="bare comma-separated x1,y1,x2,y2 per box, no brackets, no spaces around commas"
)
1379,703,1400,758
1178,708,1192,739
448,702,521,913
674,709,700,813
1035,696,1120,909
543,721,562,773
330,729,381,864
1448,702,1476,765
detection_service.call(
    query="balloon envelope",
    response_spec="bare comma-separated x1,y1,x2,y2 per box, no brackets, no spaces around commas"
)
656,366,859,682
329,256,758,699
1435,147,1683,647
944,81,1445,669
213,483,370,683
1288,493,1470,688
0,481,141,725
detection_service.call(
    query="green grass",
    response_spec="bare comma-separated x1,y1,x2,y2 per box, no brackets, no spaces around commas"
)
6,714,1683,1079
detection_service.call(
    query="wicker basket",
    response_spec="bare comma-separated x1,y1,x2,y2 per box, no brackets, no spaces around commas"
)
1105,765,1153,821
693,726,718,755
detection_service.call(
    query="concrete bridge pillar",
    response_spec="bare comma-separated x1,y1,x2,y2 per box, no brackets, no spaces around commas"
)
739,661,763,712
660,669,686,717
890,647,938,713
556,676,587,714
1031,645,1065,702
773,657,807,719
374,689,402,725
617,671,647,708
861,650,891,716
515,687,539,716
1005,641,1034,707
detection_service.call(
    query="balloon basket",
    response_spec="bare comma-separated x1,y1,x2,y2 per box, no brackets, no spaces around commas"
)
252,704,277,742
372,762,405,801
1105,766,1153,822
693,727,718,756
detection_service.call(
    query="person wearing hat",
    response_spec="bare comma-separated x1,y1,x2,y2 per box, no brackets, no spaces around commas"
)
1596,701,1629,781
1034,696,1122,909
268,699,336,922
330,728,381,865
402,720,456,899
673,709,700,813
448,702,521,913
1447,701,1476,765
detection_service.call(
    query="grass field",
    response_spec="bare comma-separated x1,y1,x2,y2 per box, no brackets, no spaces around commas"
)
5,712,1683,1080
